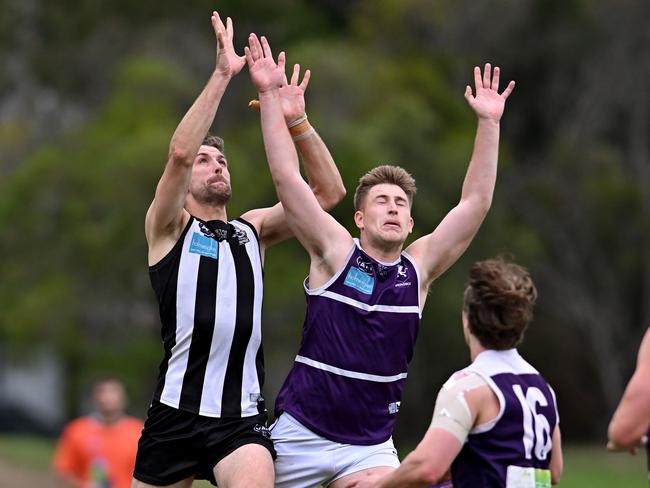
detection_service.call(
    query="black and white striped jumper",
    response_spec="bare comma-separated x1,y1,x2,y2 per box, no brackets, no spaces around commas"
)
148,216,265,418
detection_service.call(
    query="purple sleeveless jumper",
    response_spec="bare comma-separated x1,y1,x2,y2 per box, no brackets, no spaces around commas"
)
275,240,421,445
451,350,559,487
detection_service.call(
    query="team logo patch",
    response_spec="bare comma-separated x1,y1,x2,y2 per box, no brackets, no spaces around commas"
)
189,232,219,259
253,423,272,439
249,393,264,403
395,262,411,287
388,401,401,414
233,228,250,245
356,256,375,275
199,222,228,241
344,267,375,294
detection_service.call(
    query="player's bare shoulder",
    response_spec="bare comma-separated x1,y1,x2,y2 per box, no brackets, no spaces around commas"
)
146,204,191,266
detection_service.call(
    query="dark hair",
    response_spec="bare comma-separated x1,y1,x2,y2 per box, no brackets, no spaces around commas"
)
353,165,417,210
463,257,538,350
202,134,225,153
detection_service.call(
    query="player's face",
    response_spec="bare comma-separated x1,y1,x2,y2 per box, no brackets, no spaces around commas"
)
94,381,126,417
189,145,232,205
354,183,413,245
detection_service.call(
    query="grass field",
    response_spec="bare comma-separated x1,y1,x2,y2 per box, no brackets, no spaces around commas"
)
0,435,646,487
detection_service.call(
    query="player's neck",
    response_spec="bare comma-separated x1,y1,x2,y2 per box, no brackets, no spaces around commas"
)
358,235,403,263
468,336,487,362
93,411,124,425
185,201,228,223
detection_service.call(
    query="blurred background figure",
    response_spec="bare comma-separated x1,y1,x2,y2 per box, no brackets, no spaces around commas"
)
607,327,650,476
52,378,143,488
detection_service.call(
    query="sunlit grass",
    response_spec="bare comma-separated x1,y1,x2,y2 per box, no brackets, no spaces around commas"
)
561,445,646,488
0,436,645,487
0,435,55,470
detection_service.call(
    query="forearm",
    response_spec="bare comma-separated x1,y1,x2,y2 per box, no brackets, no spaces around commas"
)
259,90,303,194
376,453,437,488
608,367,650,448
460,118,500,207
294,127,345,209
169,70,231,160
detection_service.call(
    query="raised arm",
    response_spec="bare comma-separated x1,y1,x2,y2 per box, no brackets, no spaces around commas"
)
608,327,650,452
406,63,515,290
245,34,351,279
243,61,345,250
145,12,244,263
281,64,346,209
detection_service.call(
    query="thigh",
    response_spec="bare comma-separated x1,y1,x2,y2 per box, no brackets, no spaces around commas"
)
213,443,274,488
328,467,395,488
272,413,334,488
199,413,275,486
131,476,194,488
133,402,204,486
329,437,400,487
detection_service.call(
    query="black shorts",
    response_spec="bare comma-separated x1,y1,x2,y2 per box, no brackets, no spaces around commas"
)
133,401,276,486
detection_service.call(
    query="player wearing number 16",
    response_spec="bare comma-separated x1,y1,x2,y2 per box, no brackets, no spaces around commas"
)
350,258,563,488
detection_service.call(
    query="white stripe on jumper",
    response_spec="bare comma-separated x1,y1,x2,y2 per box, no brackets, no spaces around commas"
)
320,290,421,315
295,355,408,383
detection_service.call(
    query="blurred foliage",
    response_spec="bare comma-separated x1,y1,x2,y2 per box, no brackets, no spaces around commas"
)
0,0,648,446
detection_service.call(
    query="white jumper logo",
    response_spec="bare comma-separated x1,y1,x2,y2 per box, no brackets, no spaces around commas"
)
388,401,401,414
395,263,411,287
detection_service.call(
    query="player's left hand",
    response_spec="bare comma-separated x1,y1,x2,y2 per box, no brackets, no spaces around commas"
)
464,63,515,122
245,34,285,94
279,63,311,123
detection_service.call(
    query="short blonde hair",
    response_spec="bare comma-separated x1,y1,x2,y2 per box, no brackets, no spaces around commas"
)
353,165,417,210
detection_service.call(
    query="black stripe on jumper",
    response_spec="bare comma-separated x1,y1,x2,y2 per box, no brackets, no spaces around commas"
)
178,252,219,412
220,239,255,416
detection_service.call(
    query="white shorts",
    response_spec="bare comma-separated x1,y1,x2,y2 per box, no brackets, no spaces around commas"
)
271,413,400,488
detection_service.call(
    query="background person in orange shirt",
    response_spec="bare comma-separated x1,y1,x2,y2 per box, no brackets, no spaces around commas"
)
53,378,143,488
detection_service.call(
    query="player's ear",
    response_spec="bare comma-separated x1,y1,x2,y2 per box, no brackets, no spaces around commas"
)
354,210,364,230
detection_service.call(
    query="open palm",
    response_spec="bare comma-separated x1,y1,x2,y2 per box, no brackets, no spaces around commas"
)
464,63,515,122
279,63,311,122
246,34,285,93
211,12,245,76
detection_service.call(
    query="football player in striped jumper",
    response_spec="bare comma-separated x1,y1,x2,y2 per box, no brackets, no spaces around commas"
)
246,32,515,488
608,326,650,483
350,258,563,488
134,11,345,488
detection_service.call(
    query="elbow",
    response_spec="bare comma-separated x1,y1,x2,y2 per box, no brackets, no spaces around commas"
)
461,193,492,220
474,194,492,215
411,456,448,486
608,423,640,449
419,464,447,485
168,144,194,168
315,182,346,210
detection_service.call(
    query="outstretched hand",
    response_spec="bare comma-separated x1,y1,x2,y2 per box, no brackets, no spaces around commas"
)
247,63,311,122
464,63,515,122
245,34,286,94
212,12,245,77
279,63,311,122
